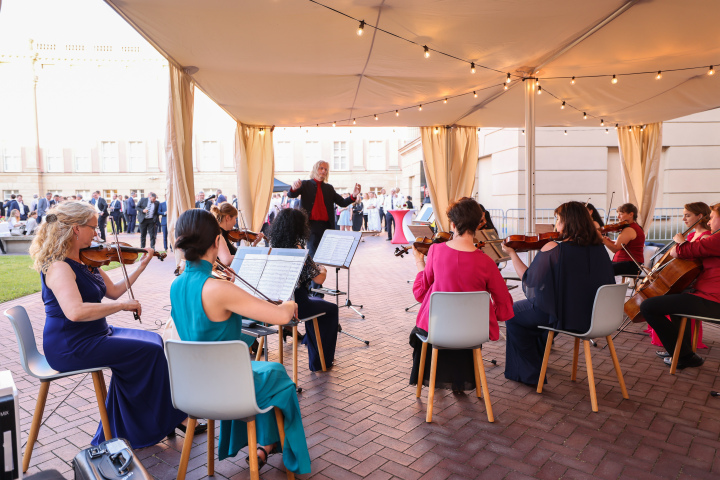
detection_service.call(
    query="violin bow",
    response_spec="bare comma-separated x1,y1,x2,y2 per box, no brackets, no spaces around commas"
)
109,217,141,323
605,191,615,225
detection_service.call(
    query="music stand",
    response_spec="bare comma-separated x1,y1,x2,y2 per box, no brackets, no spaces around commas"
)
312,230,369,345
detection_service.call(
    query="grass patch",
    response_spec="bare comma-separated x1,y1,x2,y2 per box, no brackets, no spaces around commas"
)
0,255,119,304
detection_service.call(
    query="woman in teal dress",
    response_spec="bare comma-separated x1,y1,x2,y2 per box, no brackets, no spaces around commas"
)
170,209,311,474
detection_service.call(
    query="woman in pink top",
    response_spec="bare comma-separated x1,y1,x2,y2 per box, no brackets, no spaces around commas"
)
649,202,712,355
410,197,513,393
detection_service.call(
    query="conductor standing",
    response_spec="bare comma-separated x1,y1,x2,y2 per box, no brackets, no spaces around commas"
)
288,160,361,258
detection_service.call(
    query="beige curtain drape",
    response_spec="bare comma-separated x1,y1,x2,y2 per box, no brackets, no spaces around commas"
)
234,124,274,232
421,126,479,232
617,123,663,231
165,65,195,266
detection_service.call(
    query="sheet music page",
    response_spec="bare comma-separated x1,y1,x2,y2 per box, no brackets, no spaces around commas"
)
314,233,355,266
256,255,306,301
234,254,267,297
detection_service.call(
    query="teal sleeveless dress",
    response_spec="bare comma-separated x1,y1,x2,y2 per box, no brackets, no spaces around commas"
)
170,260,311,474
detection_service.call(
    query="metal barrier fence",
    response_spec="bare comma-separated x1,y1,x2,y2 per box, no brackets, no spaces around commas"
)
486,207,682,241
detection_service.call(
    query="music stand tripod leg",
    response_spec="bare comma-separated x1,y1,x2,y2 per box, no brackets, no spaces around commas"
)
343,266,365,319
334,268,370,345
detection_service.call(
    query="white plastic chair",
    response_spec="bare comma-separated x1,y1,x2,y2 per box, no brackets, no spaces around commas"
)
165,340,296,480
415,291,494,423
668,314,720,374
4,306,111,472
536,284,630,412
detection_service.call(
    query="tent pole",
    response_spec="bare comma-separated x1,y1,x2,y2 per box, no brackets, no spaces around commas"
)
524,78,536,264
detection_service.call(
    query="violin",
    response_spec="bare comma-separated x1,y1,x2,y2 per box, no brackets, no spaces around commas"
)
598,220,631,234
79,243,167,268
227,228,260,243
502,232,561,252
394,231,454,258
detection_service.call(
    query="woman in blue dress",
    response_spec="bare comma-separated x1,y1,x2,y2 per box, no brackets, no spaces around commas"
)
502,201,615,386
269,208,340,371
170,209,311,474
28,201,190,448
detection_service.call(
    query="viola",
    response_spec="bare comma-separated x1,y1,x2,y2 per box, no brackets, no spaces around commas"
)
79,242,167,268
598,220,631,234
227,228,260,243
502,232,561,252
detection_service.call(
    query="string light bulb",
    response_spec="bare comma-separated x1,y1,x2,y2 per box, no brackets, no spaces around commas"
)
444,98,448,104
611,74,618,84
353,118,356,125
564,130,568,135
259,127,265,135
656,71,662,80
583,112,587,119
571,76,575,85
521,129,525,135
473,91,477,98
641,125,645,131
434,126,439,134
709,66,715,76
395,110,399,117
418,105,422,111
504,84,508,90
537,85,542,94
506,73,511,83
615,123,619,130
374,114,378,120
600,119,604,126
561,101,565,109
357,20,365,36
470,62,476,74
423,45,430,58
605,129,609,134
332,121,336,127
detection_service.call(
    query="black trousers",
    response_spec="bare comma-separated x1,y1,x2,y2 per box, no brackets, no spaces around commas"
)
640,293,720,358
139,219,157,249
97,215,108,241
161,224,168,250
127,214,137,233
110,214,122,234
308,220,331,259
379,207,385,227
363,214,368,230
385,212,395,240
613,261,641,276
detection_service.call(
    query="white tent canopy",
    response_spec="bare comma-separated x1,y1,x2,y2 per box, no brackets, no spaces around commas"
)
105,0,720,128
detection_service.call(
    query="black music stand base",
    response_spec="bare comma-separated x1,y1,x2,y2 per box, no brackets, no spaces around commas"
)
338,323,370,345
332,267,369,345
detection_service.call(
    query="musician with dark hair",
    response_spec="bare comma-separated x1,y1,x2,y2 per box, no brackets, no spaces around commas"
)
503,201,615,385
639,203,720,370
170,208,310,473
603,202,645,276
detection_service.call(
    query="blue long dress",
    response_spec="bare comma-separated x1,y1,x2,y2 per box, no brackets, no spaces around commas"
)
504,242,615,385
41,258,186,448
170,260,311,474
296,257,339,371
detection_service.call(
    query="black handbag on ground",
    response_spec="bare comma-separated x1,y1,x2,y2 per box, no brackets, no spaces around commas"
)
73,438,151,480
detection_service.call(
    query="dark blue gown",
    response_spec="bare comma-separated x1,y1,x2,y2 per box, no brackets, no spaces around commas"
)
41,258,186,448
297,258,339,371
504,242,615,385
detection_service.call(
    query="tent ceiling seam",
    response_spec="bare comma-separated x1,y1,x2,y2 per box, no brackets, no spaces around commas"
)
348,1,386,121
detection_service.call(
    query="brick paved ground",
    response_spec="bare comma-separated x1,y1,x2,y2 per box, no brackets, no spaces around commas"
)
2,233,720,479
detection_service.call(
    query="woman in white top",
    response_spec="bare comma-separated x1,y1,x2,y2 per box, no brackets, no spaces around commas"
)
366,192,381,232
8,209,21,228
25,211,39,235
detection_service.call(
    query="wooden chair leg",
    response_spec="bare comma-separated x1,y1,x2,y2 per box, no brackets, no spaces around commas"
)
207,419,215,477
537,331,554,394
91,371,112,441
177,418,197,480
97,371,108,404
416,342,428,398
472,349,482,398
571,338,580,381
670,317,688,375
605,336,629,399
312,318,327,372
278,328,284,365
23,380,50,472
255,337,265,362
583,340,598,412
475,348,494,423
247,419,260,480
426,348,438,423
692,319,701,353
274,408,295,480
292,326,298,385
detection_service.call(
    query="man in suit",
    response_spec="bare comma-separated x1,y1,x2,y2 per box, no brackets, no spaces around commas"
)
37,192,52,223
137,192,160,249
109,194,123,234
127,192,137,233
195,191,214,210
158,195,169,251
383,188,399,241
90,191,109,241
215,189,227,205
288,160,360,258
16,195,29,220
122,195,130,231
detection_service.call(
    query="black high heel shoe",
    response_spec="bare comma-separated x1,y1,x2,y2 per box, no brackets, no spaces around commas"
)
168,420,208,437
246,444,278,469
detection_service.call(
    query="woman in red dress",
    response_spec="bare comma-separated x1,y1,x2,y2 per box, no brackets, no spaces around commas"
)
409,197,513,393
602,203,645,276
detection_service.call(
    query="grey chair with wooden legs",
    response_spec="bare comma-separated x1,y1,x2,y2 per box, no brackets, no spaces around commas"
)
668,314,720,374
4,306,111,472
415,291,494,423
536,284,629,412
165,340,296,480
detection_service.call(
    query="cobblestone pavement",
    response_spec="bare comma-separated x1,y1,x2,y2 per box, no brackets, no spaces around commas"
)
2,233,720,479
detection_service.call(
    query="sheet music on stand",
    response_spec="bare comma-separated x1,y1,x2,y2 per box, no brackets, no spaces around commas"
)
313,230,362,268
230,247,307,301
